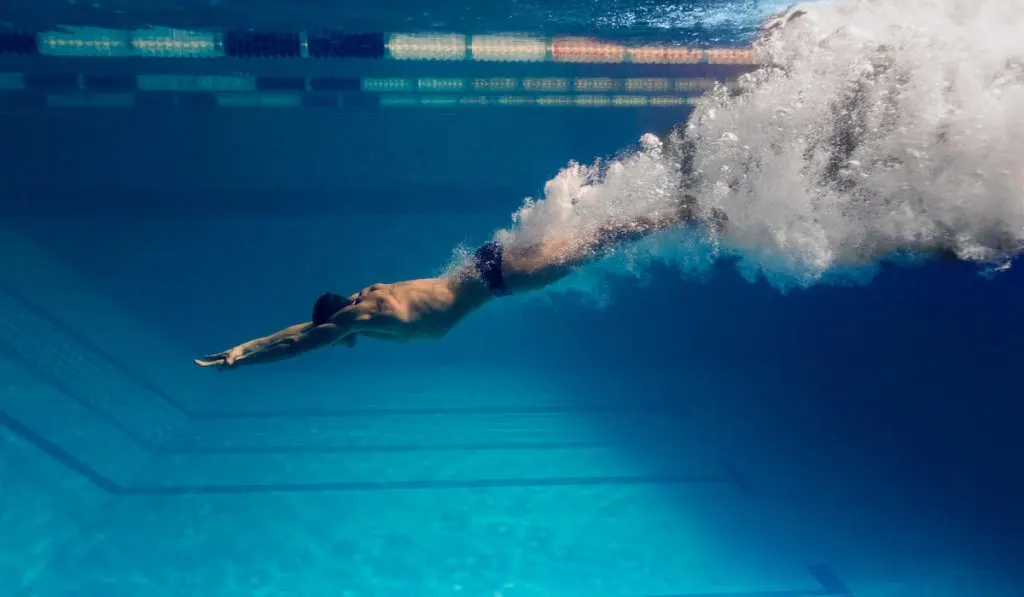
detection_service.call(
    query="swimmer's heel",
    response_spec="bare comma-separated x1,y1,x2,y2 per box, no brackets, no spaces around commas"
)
709,208,729,234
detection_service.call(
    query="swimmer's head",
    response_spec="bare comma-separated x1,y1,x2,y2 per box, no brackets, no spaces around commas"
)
312,292,352,326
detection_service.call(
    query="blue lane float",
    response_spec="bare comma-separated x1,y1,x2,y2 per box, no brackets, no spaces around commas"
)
307,31,386,59
0,31,38,55
223,31,302,58
256,76,308,92
23,73,80,92
83,75,137,92
309,77,362,92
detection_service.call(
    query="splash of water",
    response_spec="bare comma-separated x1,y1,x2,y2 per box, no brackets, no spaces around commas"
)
595,0,790,34
498,0,1024,291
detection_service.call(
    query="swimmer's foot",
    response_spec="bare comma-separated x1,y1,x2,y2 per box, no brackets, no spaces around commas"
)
708,207,729,234
677,194,698,222
674,193,728,233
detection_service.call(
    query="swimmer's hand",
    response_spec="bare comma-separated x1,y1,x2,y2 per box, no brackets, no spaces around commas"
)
193,346,243,370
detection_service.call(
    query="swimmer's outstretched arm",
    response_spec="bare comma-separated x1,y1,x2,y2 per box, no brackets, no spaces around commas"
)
193,322,340,369
194,303,370,370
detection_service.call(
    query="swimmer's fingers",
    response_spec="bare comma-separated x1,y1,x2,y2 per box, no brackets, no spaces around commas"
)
194,352,229,370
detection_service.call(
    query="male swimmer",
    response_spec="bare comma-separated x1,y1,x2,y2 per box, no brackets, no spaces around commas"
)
194,198,705,370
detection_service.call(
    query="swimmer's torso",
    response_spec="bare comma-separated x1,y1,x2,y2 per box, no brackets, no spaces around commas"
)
348,278,487,339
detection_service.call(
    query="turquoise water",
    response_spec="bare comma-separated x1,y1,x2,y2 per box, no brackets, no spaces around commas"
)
3,1,1024,596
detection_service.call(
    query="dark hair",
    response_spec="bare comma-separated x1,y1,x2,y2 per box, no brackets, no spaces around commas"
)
312,292,351,326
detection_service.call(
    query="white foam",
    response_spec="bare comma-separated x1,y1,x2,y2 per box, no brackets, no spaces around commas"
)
595,1,789,31
493,0,1024,291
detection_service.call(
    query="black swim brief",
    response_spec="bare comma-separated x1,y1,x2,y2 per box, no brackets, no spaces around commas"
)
473,241,509,297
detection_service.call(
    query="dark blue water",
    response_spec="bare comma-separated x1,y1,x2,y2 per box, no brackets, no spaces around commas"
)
2,2,1024,596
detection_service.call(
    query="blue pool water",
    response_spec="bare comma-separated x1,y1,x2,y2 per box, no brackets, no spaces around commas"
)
3,1,1024,596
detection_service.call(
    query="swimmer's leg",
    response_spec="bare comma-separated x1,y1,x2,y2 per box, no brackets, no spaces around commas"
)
502,194,720,293
588,193,722,253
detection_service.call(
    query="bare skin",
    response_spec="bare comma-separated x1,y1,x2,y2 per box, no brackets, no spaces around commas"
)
194,202,696,370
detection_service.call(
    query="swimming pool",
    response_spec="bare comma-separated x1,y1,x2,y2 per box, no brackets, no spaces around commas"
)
2,1,1024,596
